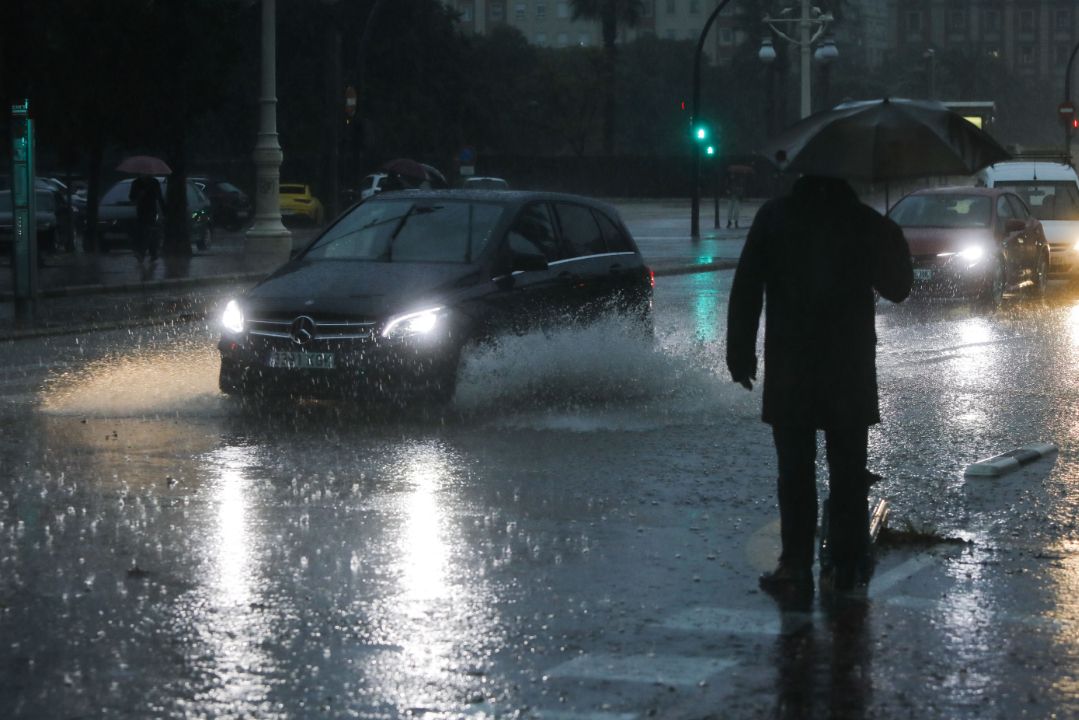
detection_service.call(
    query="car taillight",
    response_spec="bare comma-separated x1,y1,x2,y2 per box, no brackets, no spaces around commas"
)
646,266,655,288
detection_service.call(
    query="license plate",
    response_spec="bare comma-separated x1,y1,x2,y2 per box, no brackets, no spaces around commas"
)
267,351,335,370
913,268,933,281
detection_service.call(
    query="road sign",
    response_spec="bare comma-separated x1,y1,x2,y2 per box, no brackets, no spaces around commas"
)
459,146,476,166
1059,101,1075,125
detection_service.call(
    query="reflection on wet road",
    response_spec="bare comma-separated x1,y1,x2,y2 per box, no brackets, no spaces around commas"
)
5,277,1079,716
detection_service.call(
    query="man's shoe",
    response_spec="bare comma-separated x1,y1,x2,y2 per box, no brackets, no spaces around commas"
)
759,564,813,597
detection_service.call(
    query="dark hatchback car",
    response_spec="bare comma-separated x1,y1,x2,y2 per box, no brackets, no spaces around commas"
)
889,186,1049,307
218,190,654,403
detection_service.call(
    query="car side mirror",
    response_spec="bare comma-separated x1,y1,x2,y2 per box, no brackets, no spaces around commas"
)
1004,218,1025,233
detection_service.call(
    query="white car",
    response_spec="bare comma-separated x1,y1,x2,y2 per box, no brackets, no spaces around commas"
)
359,173,389,200
976,160,1079,275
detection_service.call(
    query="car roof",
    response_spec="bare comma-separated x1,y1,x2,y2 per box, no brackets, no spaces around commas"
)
907,185,1009,197
978,161,1079,182
368,188,620,214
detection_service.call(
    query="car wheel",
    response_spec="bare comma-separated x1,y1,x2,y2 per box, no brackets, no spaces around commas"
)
976,257,1006,309
1029,250,1050,296
219,359,250,396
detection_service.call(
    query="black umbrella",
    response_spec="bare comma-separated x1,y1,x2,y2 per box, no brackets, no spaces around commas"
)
761,98,1011,183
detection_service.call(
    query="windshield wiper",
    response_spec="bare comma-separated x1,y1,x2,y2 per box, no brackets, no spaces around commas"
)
382,204,441,261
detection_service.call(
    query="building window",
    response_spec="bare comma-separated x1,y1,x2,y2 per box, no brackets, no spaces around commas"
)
516,2,526,21
718,27,733,45
1019,44,1035,65
536,32,547,45
983,9,1000,34
666,0,675,14
1019,9,1035,33
689,0,699,12
641,1,653,18
557,1,569,18
666,28,676,39
491,0,504,20
460,2,473,22
536,1,545,19
1057,10,1072,32
946,9,965,34
578,33,591,46
557,32,569,47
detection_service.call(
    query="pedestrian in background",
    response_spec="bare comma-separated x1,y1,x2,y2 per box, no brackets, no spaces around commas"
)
129,174,164,261
725,174,912,599
725,166,751,229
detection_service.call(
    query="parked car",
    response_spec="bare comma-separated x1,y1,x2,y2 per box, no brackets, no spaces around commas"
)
217,190,655,404
279,183,324,225
96,177,213,253
0,188,71,258
889,186,1049,307
462,176,511,191
190,175,252,231
975,160,1079,276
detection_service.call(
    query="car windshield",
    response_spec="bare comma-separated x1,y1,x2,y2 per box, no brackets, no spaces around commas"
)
994,181,1079,221
101,177,169,205
305,199,504,264
889,194,992,228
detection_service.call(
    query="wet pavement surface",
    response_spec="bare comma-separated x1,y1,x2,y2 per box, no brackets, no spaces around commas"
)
3,200,1079,718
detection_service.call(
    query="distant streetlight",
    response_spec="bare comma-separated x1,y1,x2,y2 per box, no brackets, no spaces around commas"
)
758,0,836,119
246,0,291,267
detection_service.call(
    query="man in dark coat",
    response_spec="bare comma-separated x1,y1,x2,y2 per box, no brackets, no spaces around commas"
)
726,175,912,598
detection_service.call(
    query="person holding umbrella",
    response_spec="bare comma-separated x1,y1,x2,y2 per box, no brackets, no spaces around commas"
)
118,156,171,262
726,173,912,600
727,98,1009,601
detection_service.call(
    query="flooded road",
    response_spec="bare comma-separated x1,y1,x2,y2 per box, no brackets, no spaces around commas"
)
3,273,1079,718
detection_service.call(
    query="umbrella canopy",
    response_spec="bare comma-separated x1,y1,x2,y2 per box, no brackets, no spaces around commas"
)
382,158,428,182
761,98,1011,182
421,163,448,188
116,155,172,176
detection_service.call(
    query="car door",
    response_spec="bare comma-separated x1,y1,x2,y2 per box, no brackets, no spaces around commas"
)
484,201,564,337
995,194,1024,285
1006,193,1042,273
592,207,648,312
551,201,612,321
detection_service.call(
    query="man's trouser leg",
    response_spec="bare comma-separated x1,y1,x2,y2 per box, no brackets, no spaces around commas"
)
823,424,870,582
771,424,818,571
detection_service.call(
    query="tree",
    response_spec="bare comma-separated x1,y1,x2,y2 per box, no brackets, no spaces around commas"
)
570,0,646,155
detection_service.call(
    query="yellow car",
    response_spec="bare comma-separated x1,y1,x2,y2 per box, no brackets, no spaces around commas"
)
279,183,325,225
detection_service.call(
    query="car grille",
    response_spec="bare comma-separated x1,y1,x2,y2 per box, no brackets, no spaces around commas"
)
247,315,377,342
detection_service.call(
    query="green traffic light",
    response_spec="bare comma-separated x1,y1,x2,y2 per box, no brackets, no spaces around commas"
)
706,145,715,156
695,126,708,141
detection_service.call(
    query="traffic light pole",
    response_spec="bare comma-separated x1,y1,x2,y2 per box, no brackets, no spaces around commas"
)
1065,41,1079,165
690,0,732,240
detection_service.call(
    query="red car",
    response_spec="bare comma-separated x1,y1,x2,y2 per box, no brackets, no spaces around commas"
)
889,186,1049,307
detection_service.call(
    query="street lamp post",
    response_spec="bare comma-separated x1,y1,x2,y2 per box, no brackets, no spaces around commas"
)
689,0,733,240
246,0,291,269
758,0,836,120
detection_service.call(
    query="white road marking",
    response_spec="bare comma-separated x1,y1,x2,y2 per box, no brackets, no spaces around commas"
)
544,653,735,687
662,606,812,636
868,555,937,598
884,595,1064,630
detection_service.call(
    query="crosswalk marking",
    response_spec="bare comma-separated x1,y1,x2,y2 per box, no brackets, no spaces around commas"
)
662,606,812,636
868,555,937,598
544,653,735,687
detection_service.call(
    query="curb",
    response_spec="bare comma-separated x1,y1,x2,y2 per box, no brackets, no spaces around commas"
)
964,442,1059,477
0,271,267,302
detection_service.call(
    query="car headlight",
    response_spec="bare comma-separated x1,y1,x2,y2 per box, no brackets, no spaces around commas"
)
222,299,245,333
958,245,985,263
382,307,444,339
